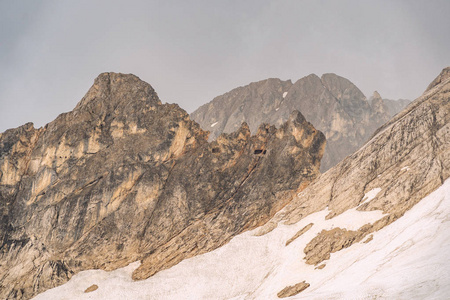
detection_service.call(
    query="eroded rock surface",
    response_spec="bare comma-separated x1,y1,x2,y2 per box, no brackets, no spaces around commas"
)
191,73,408,171
304,226,368,265
0,73,325,299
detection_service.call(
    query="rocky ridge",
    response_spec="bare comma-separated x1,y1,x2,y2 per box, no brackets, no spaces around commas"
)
191,73,408,171
0,73,325,299
32,67,450,299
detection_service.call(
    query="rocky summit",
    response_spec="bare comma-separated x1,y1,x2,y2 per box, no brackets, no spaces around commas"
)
0,73,325,299
191,73,410,172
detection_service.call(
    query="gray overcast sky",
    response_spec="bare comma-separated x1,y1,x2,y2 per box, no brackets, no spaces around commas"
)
1,0,449,132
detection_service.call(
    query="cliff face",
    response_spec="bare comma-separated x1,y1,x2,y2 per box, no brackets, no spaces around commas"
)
0,73,325,299
191,73,405,172
32,67,450,300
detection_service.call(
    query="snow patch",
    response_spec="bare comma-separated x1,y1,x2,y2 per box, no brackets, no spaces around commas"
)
401,166,410,171
283,92,288,98
359,187,382,206
210,122,218,127
275,108,279,111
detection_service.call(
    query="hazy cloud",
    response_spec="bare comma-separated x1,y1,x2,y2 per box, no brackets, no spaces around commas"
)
1,0,449,131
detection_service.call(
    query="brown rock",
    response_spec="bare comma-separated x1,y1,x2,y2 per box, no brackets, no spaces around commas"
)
304,227,366,265
363,234,373,243
84,284,98,293
315,263,326,270
277,281,310,298
285,223,313,246
425,66,450,92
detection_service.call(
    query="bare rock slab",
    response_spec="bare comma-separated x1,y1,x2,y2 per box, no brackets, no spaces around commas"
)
277,281,310,298
84,284,98,293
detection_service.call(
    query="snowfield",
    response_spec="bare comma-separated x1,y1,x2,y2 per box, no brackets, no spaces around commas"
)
34,179,450,300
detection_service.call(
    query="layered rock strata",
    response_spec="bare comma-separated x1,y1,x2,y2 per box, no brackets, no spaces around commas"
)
0,73,325,299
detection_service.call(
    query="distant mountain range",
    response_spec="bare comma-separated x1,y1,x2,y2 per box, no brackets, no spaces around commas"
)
191,74,410,171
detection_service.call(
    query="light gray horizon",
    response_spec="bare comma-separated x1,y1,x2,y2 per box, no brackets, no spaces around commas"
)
1,0,449,132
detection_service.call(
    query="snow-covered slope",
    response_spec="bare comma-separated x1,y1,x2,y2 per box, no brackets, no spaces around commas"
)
34,179,450,300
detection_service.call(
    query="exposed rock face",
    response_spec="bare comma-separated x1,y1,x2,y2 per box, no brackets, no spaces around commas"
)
0,73,325,299
191,73,406,172
426,66,450,92
84,284,98,293
303,226,368,265
260,67,450,269
285,222,313,246
277,281,310,298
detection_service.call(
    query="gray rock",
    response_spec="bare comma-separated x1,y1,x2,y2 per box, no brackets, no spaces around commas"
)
191,73,405,172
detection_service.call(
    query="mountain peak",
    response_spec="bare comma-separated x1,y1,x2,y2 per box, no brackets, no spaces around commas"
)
320,73,367,103
372,91,382,99
0,72,327,299
425,66,450,92
74,72,161,113
191,72,401,172
288,109,306,124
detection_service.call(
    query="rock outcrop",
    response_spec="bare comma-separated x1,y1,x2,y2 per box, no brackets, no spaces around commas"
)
426,66,450,92
0,73,325,299
277,281,310,298
303,226,368,265
191,73,407,172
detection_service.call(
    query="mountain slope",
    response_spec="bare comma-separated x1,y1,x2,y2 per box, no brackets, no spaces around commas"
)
0,73,325,299
191,73,405,172
36,67,450,299
33,179,450,299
